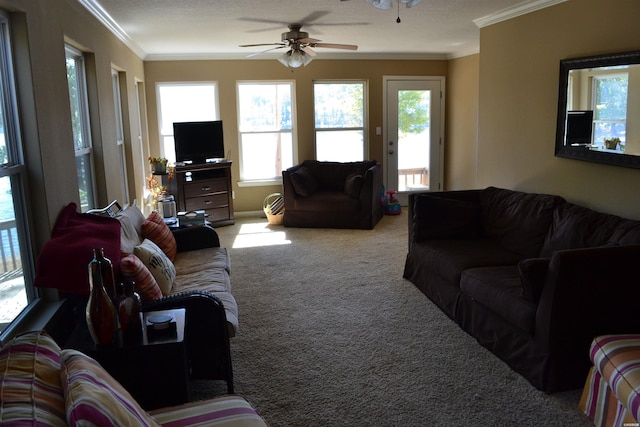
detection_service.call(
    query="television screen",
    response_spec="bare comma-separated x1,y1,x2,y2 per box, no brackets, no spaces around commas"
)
173,120,225,164
566,110,594,146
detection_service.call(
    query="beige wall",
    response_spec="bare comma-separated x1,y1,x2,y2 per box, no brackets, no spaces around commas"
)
447,54,479,190
478,0,640,219
144,59,448,212
4,0,146,252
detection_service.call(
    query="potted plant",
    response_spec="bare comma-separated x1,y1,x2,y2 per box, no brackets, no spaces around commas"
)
604,137,620,150
149,156,168,174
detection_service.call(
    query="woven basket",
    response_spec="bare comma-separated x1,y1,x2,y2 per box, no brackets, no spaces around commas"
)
263,193,284,225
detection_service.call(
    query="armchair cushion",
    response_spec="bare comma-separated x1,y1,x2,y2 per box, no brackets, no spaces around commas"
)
344,174,363,198
290,166,317,197
60,349,159,427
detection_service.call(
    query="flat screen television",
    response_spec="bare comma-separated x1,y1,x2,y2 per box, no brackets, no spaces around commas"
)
173,120,225,164
566,110,594,146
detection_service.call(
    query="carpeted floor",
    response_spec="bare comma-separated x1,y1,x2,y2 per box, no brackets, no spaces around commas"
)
191,213,591,426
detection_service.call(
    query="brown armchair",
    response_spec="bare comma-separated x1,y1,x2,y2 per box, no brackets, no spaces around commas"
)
282,160,383,229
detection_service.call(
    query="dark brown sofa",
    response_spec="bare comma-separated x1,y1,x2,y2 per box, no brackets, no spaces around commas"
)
282,160,383,229
403,186,640,392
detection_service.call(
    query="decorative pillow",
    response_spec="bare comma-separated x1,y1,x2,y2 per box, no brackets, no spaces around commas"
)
134,239,176,295
34,202,121,295
142,211,177,261
120,253,163,301
116,205,146,254
60,349,159,427
290,166,318,197
518,258,551,303
344,174,363,198
0,331,66,426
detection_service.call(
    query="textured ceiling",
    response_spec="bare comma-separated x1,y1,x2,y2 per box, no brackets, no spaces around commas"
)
81,0,563,60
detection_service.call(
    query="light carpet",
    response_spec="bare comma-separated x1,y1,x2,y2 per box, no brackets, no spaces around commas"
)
191,213,591,426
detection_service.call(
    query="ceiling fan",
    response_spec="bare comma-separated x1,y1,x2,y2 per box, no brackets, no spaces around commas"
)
239,24,358,68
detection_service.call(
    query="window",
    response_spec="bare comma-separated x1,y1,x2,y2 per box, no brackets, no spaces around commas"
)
237,82,295,182
0,11,36,335
66,45,96,212
156,83,218,164
592,72,628,149
314,81,366,162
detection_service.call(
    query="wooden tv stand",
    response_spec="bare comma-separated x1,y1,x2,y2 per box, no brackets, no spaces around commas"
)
164,161,234,227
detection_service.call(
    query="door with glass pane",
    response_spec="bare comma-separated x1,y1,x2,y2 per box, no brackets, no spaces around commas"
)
385,78,443,204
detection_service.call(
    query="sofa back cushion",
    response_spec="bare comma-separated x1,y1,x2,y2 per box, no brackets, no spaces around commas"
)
480,187,564,258
540,202,626,257
302,160,376,192
116,205,146,254
0,331,66,426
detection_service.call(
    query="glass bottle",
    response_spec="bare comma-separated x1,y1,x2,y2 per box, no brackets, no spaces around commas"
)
117,281,143,346
86,248,120,346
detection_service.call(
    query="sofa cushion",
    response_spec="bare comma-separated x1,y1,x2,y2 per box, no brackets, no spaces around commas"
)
34,202,122,295
0,331,66,426
120,253,163,301
149,395,268,426
344,173,363,198
142,211,177,261
540,202,624,257
134,239,176,295
290,166,318,197
610,220,640,245
460,266,537,334
60,349,159,427
518,258,550,304
413,194,481,240
480,187,564,258
116,204,146,254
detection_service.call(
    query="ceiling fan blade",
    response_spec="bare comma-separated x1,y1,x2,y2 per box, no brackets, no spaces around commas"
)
239,42,286,48
311,42,358,51
246,45,288,58
298,37,322,44
301,46,317,57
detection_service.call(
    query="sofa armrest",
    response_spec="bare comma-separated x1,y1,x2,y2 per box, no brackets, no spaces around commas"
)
361,163,383,216
407,190,482,248
173,224,220,252
534,244,640,389
142,290,233,392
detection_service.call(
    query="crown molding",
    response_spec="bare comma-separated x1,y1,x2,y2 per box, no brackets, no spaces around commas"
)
76,0,146,59
474,0,567,28
143,52,450,62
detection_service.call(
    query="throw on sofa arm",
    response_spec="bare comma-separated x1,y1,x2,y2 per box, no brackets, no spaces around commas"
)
142,290,233,393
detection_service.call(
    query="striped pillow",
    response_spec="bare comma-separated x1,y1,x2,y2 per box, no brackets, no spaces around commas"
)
0,330,66,426
60,349,159,427
120,253,163,301
142,211,177,261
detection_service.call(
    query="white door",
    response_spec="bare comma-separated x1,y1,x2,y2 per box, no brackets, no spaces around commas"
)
384,77,444,205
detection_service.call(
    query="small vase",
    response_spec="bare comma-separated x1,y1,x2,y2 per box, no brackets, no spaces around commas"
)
153,161,168,174
117,281,143,346
86,248,120,346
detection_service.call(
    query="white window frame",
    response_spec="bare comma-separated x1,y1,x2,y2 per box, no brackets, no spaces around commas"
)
156,82,219,164
236,80,297,186
313,80,368,162
0,9,37,338
65,45,96,212
111,68,129,205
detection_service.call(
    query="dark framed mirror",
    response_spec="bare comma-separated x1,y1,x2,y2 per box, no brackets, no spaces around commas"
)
555,50,640,169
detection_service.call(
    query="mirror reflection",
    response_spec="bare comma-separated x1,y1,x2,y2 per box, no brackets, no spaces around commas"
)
555,50,640,169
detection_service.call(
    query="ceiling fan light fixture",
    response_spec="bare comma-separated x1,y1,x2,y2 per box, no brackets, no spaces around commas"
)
278,49,313,68
365,0,393,10
399,0,423,7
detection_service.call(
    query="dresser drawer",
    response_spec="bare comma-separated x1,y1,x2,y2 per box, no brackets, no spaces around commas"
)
184,193,229,211
183,178,227,198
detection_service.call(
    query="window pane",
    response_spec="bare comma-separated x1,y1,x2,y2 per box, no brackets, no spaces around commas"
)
66,56,85,151
76,154,94,212
0,175,26,334
593,74,628,148
314,83,363,128
315,130,363,162
240,132,293,181
238,84,292,132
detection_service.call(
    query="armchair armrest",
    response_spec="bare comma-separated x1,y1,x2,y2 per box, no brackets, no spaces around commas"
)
142,290,233,392
361,163,383,216
282,164,303,210
173,225,220,252
407,190,482,248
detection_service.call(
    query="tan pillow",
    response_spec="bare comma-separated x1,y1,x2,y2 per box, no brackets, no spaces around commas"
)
134,239,176,295
116,205,146,254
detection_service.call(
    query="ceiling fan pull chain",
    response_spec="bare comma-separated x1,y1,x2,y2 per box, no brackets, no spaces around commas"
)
396,0,401,23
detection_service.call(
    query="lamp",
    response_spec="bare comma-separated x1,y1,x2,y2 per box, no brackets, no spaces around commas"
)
277,48,313,68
